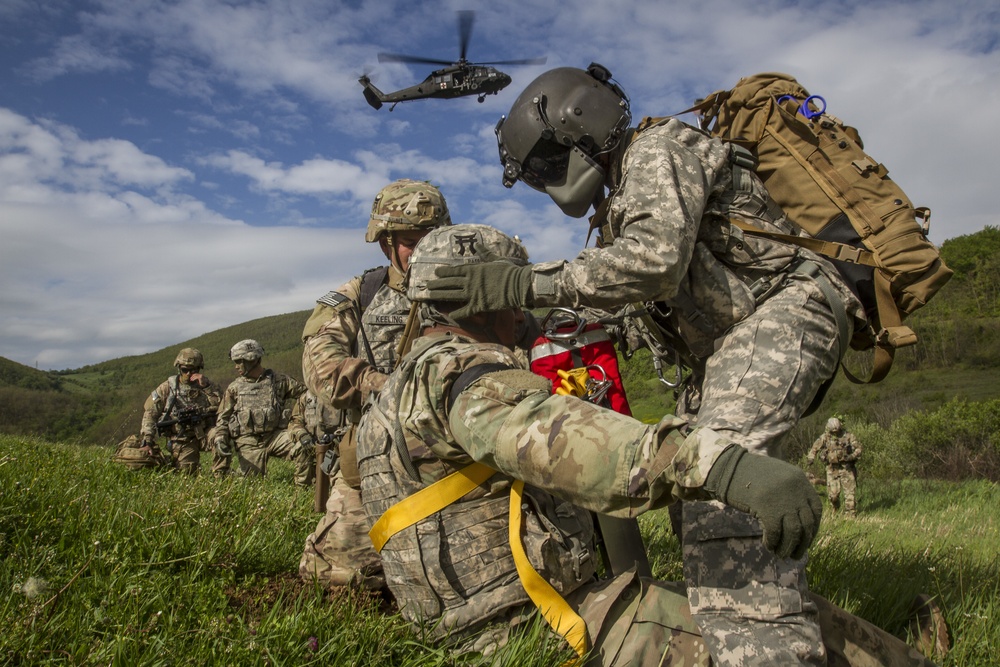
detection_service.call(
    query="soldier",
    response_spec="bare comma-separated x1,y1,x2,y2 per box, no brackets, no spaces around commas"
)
424,64,867,665
298,179,452,590
356,224,934,667
140,347,221,475
808,417,863,517
213,339,310,485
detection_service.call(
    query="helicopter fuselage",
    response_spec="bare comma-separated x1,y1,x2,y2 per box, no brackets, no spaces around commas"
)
361,64,512,109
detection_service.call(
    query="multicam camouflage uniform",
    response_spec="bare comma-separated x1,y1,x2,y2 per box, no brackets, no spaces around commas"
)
809,421,863,516
298,179,452,590
356,332,934,667
141,370,221,476
522,119,867,664
213,369,310,484
297,267,406,590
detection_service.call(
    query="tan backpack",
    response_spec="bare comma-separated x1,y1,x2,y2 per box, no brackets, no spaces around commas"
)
675,72,952,382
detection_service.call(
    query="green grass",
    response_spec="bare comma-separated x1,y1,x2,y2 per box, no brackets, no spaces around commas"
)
3,436,997,665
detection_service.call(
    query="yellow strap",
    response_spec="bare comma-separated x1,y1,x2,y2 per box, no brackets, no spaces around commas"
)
368,462,496,552
369,464,590,659
509,480,589,659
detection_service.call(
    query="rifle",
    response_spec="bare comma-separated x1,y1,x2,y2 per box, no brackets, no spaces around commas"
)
313,432,340,512
156,405,214,435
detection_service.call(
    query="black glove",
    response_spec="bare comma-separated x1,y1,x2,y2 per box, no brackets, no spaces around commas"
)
299,434,315,456
704,444,822,560
426,262,534,320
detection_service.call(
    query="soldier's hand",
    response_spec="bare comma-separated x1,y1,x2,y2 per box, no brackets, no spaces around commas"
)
427,261,533,320
299,434,315,456
704,444,822,560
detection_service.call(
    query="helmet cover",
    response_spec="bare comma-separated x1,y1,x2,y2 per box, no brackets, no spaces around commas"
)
407,224,529,302
230,339,264,362
174,347,204,369
365,179,451,242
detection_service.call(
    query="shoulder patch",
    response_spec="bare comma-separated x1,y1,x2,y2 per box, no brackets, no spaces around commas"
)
316,291,349,308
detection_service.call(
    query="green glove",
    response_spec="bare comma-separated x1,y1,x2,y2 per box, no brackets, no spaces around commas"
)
426,261,534,320
704,444,822,560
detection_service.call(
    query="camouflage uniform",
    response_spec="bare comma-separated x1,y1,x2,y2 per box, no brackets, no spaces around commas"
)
357,332,933,667
297,266,408,589
518,119,867,663
809,424,862,516
298,179,453,590
141,375,221,476
213,369,310,484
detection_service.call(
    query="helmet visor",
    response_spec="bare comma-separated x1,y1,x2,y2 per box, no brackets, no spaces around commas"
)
520,140,571,191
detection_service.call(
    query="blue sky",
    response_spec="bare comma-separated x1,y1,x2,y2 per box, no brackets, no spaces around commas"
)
2,0,997,370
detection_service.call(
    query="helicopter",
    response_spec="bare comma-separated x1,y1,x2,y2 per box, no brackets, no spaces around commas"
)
359,10,545,111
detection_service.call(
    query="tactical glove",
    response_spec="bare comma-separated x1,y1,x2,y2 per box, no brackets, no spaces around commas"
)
704,444,822,560
299,434,315,456
427,261,534,320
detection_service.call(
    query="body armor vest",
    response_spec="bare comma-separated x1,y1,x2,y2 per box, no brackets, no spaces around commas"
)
301,392,343,439
168,375,213,411
230,372,281,437
356,344,596,641
358,283,410,374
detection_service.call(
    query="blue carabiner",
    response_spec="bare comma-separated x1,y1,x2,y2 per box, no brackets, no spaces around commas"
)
776,94,826,120
800,95,826,120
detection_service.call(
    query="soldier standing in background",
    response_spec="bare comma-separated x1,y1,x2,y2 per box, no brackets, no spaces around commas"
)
140,347,221,475
213,339,311,485
808,417,863,517
298,179,452,590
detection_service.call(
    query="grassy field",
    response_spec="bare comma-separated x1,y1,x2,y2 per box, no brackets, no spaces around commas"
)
2,436,997,665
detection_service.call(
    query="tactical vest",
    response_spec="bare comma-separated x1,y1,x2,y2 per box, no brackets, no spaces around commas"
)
300,392,343,439
356,346,597,642
358,281,411,374
822,433,859,466
166,375,214,411
229,371,282,437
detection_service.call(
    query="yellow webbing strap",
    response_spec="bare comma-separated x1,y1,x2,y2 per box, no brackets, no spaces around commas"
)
509,480,589,660
368,462,496,552
368,464,590,660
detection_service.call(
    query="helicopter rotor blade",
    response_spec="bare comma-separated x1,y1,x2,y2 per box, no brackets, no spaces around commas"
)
457,10,474,62
477,56,548,66
377,52,454,66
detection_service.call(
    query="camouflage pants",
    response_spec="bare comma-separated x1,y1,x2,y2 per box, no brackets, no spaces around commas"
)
676,274,848,666
459,571,932,667
299,471,384,590
826,466,857,516
225,430,314,486
169,437,203,475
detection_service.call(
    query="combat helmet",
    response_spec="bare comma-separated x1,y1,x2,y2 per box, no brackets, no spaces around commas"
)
365,179,452,243
173,347,204,369
496,63,631,218
408,224,529,303
229,339,264,362
826,417,843,433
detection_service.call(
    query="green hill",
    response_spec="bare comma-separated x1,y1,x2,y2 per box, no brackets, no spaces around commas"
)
3,226,999,461
0,310,311,444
